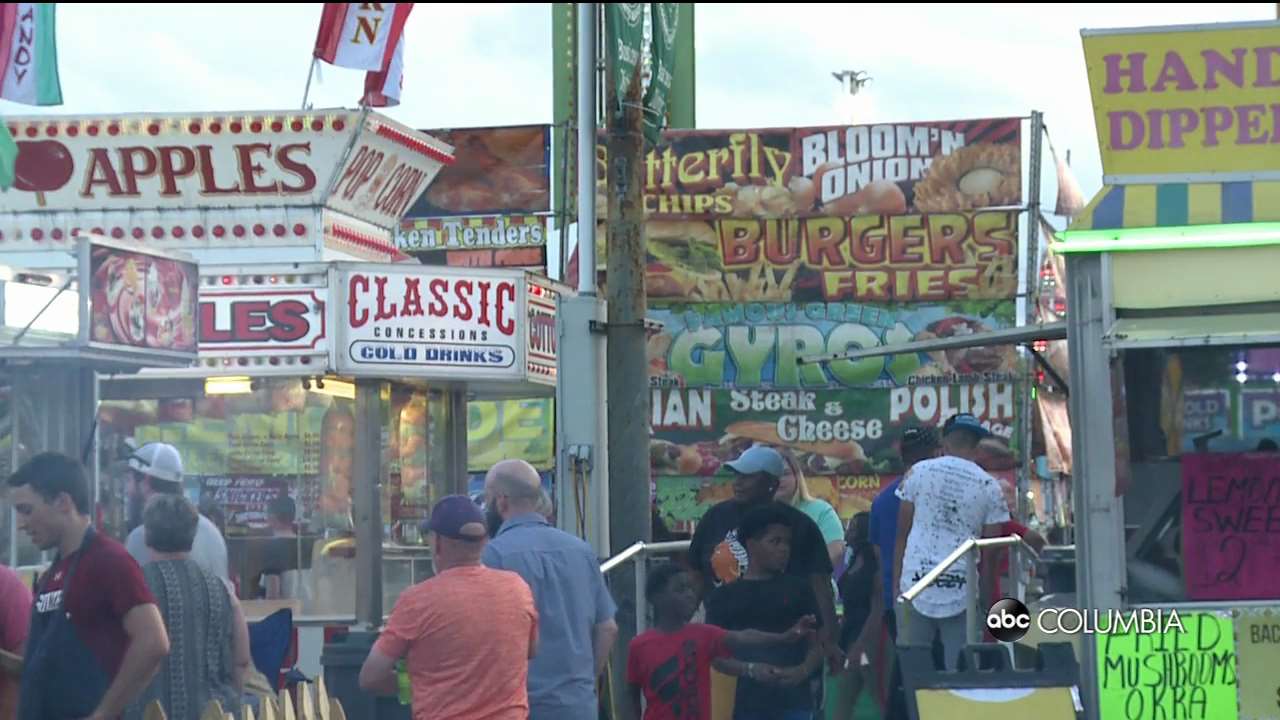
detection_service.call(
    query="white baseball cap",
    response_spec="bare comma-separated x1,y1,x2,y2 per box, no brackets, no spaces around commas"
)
128,442,184,484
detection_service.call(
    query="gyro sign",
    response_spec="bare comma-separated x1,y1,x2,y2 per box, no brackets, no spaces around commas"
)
337,266,522,380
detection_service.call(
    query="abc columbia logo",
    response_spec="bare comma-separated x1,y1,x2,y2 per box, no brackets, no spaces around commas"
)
985,598,1184,643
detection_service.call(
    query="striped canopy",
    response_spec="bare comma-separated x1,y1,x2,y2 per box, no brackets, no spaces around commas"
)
1067,181,1280,232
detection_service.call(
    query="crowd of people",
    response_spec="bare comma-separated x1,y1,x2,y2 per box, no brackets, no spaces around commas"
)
0,411,1034,720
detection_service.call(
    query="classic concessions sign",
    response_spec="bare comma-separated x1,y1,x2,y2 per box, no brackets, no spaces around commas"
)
3,110,454,230
336,266,521,378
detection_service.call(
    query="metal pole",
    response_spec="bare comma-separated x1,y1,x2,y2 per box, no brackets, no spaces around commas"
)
302,58,317,110
606,14,650,720
576,3,598,296
635,553,649,635
1066,253,1127,720
965,550,980,648
1021,111,1045,521
353,379,384,629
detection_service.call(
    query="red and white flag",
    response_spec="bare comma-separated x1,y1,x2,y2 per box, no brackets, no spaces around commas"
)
362,31,404,107
313,2,410,72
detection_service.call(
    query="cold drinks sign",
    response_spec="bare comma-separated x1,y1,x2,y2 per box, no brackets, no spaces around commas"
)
1083,21,1280,182
336,266,524,380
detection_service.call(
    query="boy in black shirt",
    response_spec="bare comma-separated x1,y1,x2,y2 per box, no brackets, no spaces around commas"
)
707,504,824,720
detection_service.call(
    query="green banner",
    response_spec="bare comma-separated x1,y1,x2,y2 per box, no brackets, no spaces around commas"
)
668,3,695,129
1096,612,1238,720
648,301,1018,389
644,3,679,146
135,408,325,477
551,2,578,224
605,3,645,113
467,399,554,472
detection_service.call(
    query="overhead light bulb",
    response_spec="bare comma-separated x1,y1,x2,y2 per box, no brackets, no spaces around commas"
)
1272,371,1280,384
1236,372,1249,384
1236,361,1248,372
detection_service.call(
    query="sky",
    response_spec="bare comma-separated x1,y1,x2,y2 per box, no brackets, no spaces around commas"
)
2,3,1276,268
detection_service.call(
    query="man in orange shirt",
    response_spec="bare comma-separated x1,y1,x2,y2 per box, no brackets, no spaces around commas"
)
359,495,538,719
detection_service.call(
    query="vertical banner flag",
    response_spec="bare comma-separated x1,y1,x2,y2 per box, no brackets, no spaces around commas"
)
0,119,15,189
314,2,409,72
644,3,678,146
605,3,644,114
363,28,406,107
0,3,63,106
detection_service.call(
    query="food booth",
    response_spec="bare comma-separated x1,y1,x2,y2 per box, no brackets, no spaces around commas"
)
0,237,200,569
1057,20,1280,720
0,108,562,674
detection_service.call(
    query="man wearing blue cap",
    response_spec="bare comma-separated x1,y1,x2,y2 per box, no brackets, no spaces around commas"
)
689,445,841,671
891,414,1010,671
360,495,538,720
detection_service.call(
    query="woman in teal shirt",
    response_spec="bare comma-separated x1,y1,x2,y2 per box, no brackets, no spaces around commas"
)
775,449,846,571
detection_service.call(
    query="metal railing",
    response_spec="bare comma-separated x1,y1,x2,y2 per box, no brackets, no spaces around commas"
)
600,540,691,635
898,534,1041,646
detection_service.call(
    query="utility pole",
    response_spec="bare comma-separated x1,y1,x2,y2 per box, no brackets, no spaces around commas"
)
605,10,650,720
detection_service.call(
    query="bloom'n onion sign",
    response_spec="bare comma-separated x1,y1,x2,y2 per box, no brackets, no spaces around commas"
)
336,265,523,380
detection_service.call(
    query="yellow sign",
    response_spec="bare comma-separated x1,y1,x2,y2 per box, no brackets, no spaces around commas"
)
467,399,554,472
1083,22,1280,182
915,688,1078,719
1234,609,1280,720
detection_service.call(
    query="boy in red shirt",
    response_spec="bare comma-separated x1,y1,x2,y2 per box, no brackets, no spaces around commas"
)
627,563,814,720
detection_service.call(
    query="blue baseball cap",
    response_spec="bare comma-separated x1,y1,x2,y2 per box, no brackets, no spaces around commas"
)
421,495,487,541
723,445,785,479
943,413,992,439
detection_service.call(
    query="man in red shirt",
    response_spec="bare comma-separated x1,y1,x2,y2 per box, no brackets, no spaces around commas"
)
8,452,170,720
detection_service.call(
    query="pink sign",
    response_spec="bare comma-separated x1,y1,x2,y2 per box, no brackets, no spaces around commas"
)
1182,452,1280,601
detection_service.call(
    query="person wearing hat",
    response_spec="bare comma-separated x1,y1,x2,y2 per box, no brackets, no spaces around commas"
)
124,443,229,581
891,414,1010,671
688,445,842,673
359,495,538,720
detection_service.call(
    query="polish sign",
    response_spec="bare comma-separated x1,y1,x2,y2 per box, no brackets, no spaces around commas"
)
336,265,523,379
1083,21,1280,182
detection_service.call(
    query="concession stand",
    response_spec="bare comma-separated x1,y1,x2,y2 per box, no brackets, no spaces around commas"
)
1056,20,1280,720
0,108,563,674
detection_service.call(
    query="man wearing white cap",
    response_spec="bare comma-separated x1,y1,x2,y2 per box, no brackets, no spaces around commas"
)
124,442,229,580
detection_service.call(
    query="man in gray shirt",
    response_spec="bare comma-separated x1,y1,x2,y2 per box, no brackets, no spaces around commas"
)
124,442,229,580
482,459,618,720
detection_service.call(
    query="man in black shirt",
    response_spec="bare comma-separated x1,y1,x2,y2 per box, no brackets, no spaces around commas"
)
688,445,842,671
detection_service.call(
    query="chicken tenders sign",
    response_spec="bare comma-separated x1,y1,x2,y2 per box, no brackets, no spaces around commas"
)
337,266,522,379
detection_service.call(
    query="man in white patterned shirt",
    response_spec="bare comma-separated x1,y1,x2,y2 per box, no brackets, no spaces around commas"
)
892,414,1010,670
